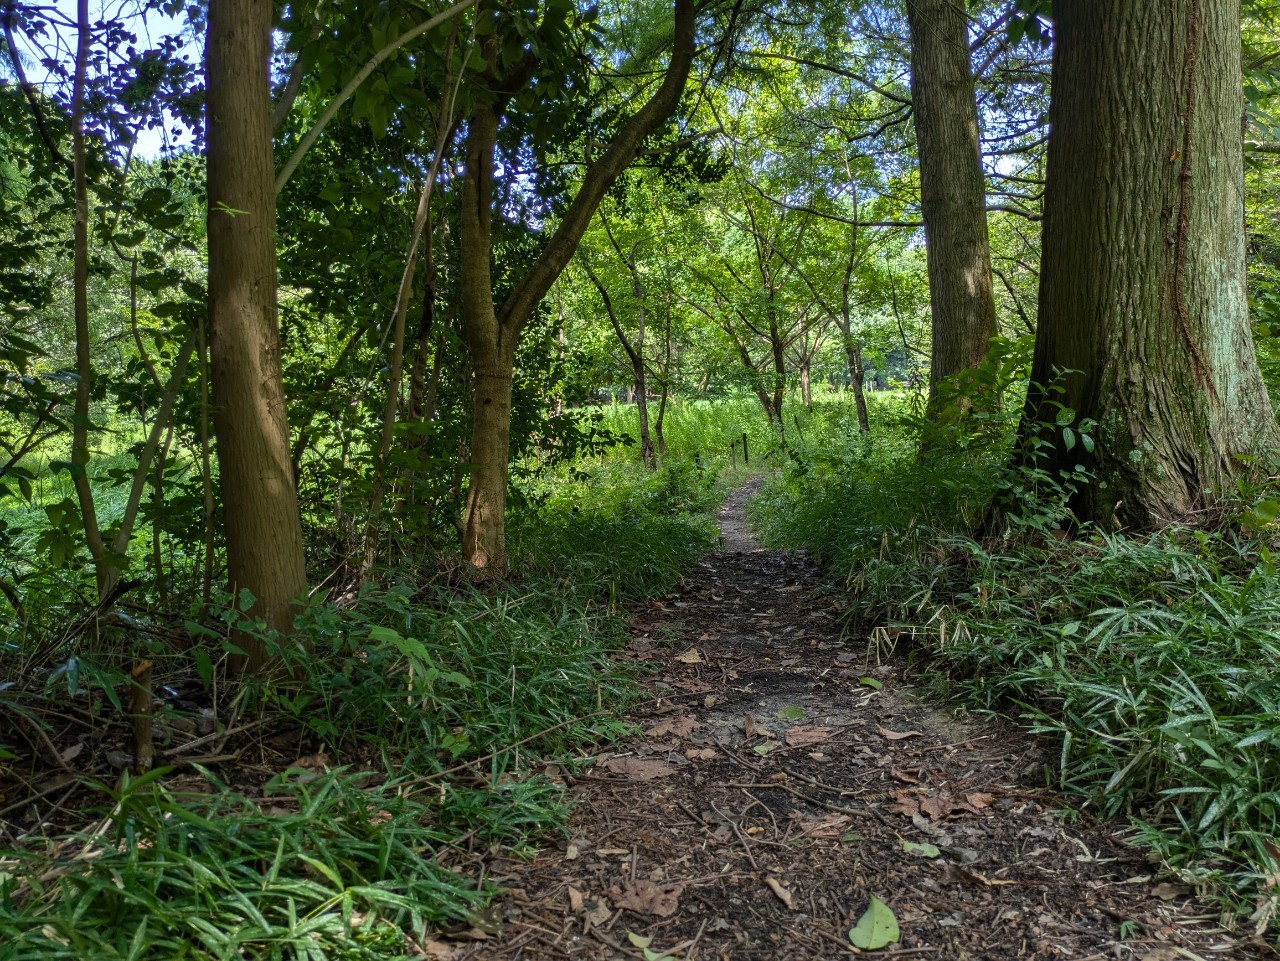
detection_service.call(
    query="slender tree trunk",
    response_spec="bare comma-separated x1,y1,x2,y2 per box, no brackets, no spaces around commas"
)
906,0,997,405
206,0,308,672
655,381,669,457
458,99,513,570
845,338,871,433
1021,0,1279,528
69,0,108,598
799,361,812,409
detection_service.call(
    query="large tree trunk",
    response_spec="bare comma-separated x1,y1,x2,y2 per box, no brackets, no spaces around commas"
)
206,0,308,671
1022,0,1279,529
906,0,997,404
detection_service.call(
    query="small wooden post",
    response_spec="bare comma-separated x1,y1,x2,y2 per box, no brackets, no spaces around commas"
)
742,432,749,465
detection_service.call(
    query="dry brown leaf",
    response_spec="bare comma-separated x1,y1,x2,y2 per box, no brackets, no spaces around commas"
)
964,792,995,810
920,795,952,820
890,767,921,784
646,716,700,739
784,724,834,748
765,876,795,909
674,647,704,664
567,886,585,912
877,726,923,740
600,756,678,780
418,939,458,959
888,792,920,818
610,880,684,918
685,747,717,760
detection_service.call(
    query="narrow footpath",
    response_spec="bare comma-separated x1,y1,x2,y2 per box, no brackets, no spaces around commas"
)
454,484,1269,960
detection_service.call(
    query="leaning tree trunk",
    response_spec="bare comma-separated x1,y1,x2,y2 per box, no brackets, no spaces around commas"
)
1021,0,1279,529
457,0,695,572
906,0,997,405
206,0,308,671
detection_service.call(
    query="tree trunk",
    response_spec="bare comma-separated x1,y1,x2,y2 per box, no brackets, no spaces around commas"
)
69,0,109,598
799,361,812,410
206,0,308,672
845,339,871,434
1021,0,1279,529
906,0,997,405
457,0,696,571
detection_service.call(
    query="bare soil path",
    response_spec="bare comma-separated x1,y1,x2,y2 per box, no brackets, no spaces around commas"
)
453,482,1270,960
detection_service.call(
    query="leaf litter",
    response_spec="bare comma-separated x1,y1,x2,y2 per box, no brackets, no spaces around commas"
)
451,482,1270,959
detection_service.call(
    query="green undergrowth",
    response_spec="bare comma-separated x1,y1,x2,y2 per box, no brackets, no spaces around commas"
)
754,388,1280,929
0,456,723,959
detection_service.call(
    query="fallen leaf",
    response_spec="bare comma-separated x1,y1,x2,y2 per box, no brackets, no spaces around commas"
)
964,791,994,810
1151,882,1188,900
610,880,684,918
685,747,716,760
645,716,700,738
753,743,776,756
920,795,952,820
901,840,941,858
419,939,458,959
59,743,84,764
848,895,900,950
776,705,806,720
600,757,678,780
765,876,795,909
674,647,704,664
582,896,612,928
567,886,585,912
877,726,923,740
859,677,883,690
890,767,921,784
784,725,834,748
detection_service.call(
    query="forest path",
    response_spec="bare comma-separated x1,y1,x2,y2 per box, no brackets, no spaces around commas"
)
453,483,1265,960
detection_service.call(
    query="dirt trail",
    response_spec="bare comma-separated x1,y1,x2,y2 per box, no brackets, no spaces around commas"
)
455,484,1267,960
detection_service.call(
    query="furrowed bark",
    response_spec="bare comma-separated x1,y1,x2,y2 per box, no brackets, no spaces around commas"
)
1020,0,1279,528
906,0,997,407
206,0,309,672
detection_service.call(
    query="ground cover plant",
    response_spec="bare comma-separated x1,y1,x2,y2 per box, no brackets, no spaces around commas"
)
753,380,1280,928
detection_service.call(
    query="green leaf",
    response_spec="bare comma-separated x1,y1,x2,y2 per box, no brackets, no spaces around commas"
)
900,840,940,858
776,705,805,720
753,743,775,756
859,677,883,690
848,895,900,950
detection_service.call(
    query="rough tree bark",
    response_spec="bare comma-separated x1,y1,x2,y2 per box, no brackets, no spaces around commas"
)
1021,0,1279,528
458,0,696,571
906,0,997,405
206,0,308,671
